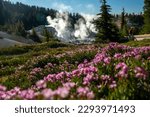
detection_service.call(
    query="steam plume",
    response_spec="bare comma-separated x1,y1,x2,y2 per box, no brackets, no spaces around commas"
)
47,12,97,43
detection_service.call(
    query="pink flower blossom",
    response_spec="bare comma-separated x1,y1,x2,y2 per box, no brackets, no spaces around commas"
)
109,81,117,89
55,87,69,98
72,69,80,76
134,67,148,80
114,53,122,59
30,67,42,75
115,62,126,70
101,75,111,81
42,89,54,99
36,80,47,89
103,57,111,65
19,89,35,100
63,82,75,89
55,72,64,80
0,85,7,91
115,62,128,78
44,74,55,82
87,92,95,99
77,87,95,99
77,87,90,95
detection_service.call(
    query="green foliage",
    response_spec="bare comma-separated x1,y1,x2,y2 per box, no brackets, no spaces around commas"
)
33,56,59,68
15,21,27,37
2,73,32,90
0,0,57,30
120,8,128,36
0,0,4,25
29,28,41,43
0,46,32,56
0,57,27,68
4,20,27,37
128,13,144,27
0,66,15,77
0,41,68,56
122,25,128,36
143,0,150,33
0,0,85,37
125,39,150,47
93,0,120,42
114,12,144,35
47,81,62,90
63,51,97,64
42,27,54,42
94,0,119,42
107,77,150,100
121,8,125,30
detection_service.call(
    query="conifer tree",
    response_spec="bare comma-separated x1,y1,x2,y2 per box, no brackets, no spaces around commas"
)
121,8,125,30
42,27,54,42
0,0,4,25
30,28,41,43
15,21,27,37
121,8,128,36
143,0,150,33
94,0,120,42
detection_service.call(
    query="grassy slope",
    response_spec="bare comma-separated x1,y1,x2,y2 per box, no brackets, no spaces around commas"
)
125,39,150,47
0,41,97,83
0,42,69,80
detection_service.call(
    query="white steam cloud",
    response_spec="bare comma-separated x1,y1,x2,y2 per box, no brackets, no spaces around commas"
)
46,12,97,43
74,13,97,39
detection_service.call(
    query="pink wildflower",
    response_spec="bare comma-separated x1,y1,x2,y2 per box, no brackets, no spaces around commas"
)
87,92,95,99
0,85,7,91
134,67,148,80
55,87,70,98
42,89,54,99
36,80,47,89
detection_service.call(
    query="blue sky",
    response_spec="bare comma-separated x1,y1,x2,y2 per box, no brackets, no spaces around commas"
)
8,0,144,14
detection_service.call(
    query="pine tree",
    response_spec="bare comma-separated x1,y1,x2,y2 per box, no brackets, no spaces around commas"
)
93,0,120,42
143,0,150,33
42,27,54,42
0,0,4,25
30,28,41,43
121,8,125,30
15,21,27,37
120,8,128,36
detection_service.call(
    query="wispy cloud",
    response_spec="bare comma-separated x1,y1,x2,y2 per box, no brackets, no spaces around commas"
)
76,3,96,14
86,4,95,9
52,2,73,12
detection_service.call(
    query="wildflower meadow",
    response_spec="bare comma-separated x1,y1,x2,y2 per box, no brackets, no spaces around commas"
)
0,41,150,100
